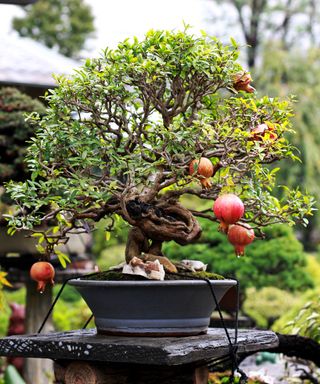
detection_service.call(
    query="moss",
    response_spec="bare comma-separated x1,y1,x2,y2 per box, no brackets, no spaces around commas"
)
83,270,225,281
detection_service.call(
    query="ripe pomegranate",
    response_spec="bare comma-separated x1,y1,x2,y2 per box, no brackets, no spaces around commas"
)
189,157,214,189
213,194,245,227
30,261,55,293
227,223,255,256
251,123,278,141
199,177,212,189
233,72,255,93
189,157,214,178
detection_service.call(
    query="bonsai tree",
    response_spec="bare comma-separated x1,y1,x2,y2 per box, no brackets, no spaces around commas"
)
5,29,315,281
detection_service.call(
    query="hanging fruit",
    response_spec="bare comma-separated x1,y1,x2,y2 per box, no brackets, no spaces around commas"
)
233,72,255,93
213,194,245,232
227,223,255,256
30,261,55,293
251,123,278,141
189,157,214,189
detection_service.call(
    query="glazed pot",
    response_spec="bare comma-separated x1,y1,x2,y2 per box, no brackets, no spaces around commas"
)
68,278,237,336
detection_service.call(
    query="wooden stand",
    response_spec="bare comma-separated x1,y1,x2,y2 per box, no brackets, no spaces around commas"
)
0,328,279,384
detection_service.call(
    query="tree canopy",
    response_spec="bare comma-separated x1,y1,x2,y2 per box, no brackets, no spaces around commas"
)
12,0,95,58
5,29,314,264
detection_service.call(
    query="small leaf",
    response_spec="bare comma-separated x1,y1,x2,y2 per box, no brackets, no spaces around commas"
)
105,231,111,241
230,37,238,48
0,272,12,288
55,250,71,269
36,244,45,254
7,227,16,236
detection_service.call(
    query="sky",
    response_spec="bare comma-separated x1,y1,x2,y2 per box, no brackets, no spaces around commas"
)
0,0,241,56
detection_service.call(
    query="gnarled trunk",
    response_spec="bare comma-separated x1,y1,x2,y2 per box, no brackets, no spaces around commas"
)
125,200,201,265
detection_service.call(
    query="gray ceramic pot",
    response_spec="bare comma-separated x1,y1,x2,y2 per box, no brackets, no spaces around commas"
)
68,278,237,336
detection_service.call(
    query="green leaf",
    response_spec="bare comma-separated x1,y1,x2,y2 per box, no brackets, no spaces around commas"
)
55,250,71,269
36,244,45,254
230,37,238,48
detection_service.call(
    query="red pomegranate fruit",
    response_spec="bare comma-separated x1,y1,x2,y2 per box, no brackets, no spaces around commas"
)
251,123,278,141
227,223,255,256
189,157,214,189
233,72,255,93
199,177,212,189
251,123,268,139
189,157,214,178
213,194,245,226
30,261,55,293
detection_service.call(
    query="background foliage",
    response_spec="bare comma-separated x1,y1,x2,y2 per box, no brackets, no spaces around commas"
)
0,87,45,185
164,220,313,292
273,287,320,342
13,0,95,58
256,45,320,248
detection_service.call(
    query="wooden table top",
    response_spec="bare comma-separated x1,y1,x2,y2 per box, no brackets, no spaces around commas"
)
0,328,278,366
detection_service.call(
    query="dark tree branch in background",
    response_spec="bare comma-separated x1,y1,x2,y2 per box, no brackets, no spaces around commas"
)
216,0,320,69
231,0,267,68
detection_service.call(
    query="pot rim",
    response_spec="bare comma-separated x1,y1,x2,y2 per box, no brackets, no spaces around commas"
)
68,278,237,287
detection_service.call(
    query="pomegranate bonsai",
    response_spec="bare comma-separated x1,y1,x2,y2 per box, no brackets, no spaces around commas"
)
4,29,314,279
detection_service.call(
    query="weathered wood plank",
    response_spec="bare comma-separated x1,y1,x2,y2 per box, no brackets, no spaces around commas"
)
0,328,278,366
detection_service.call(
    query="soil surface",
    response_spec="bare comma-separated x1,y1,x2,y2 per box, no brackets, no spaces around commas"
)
82,270,225,281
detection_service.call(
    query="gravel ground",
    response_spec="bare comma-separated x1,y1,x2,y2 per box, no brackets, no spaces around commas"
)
239,353,320,383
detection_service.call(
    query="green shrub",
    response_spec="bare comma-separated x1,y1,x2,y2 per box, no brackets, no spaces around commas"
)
0,286,92,336
0,87,45,185
164,220,313,292
98,244,126,270
0,287,26,337
92,217,129,259
53,298,93,331
53,284,81,303
243,287,300,328
0,308,10,337
305,254,320,286
273,288,320,342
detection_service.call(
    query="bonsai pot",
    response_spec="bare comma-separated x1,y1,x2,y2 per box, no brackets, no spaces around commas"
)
68,278,237,336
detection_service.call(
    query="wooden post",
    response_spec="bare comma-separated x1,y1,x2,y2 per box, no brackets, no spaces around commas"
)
24,280,54,384
59,361,208,384
194,366,209,384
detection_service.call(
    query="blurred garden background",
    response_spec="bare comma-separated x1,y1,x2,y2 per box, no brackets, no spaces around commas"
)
0,0,320,383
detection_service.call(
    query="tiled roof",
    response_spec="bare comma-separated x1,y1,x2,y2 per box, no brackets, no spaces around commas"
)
0,33,80,87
